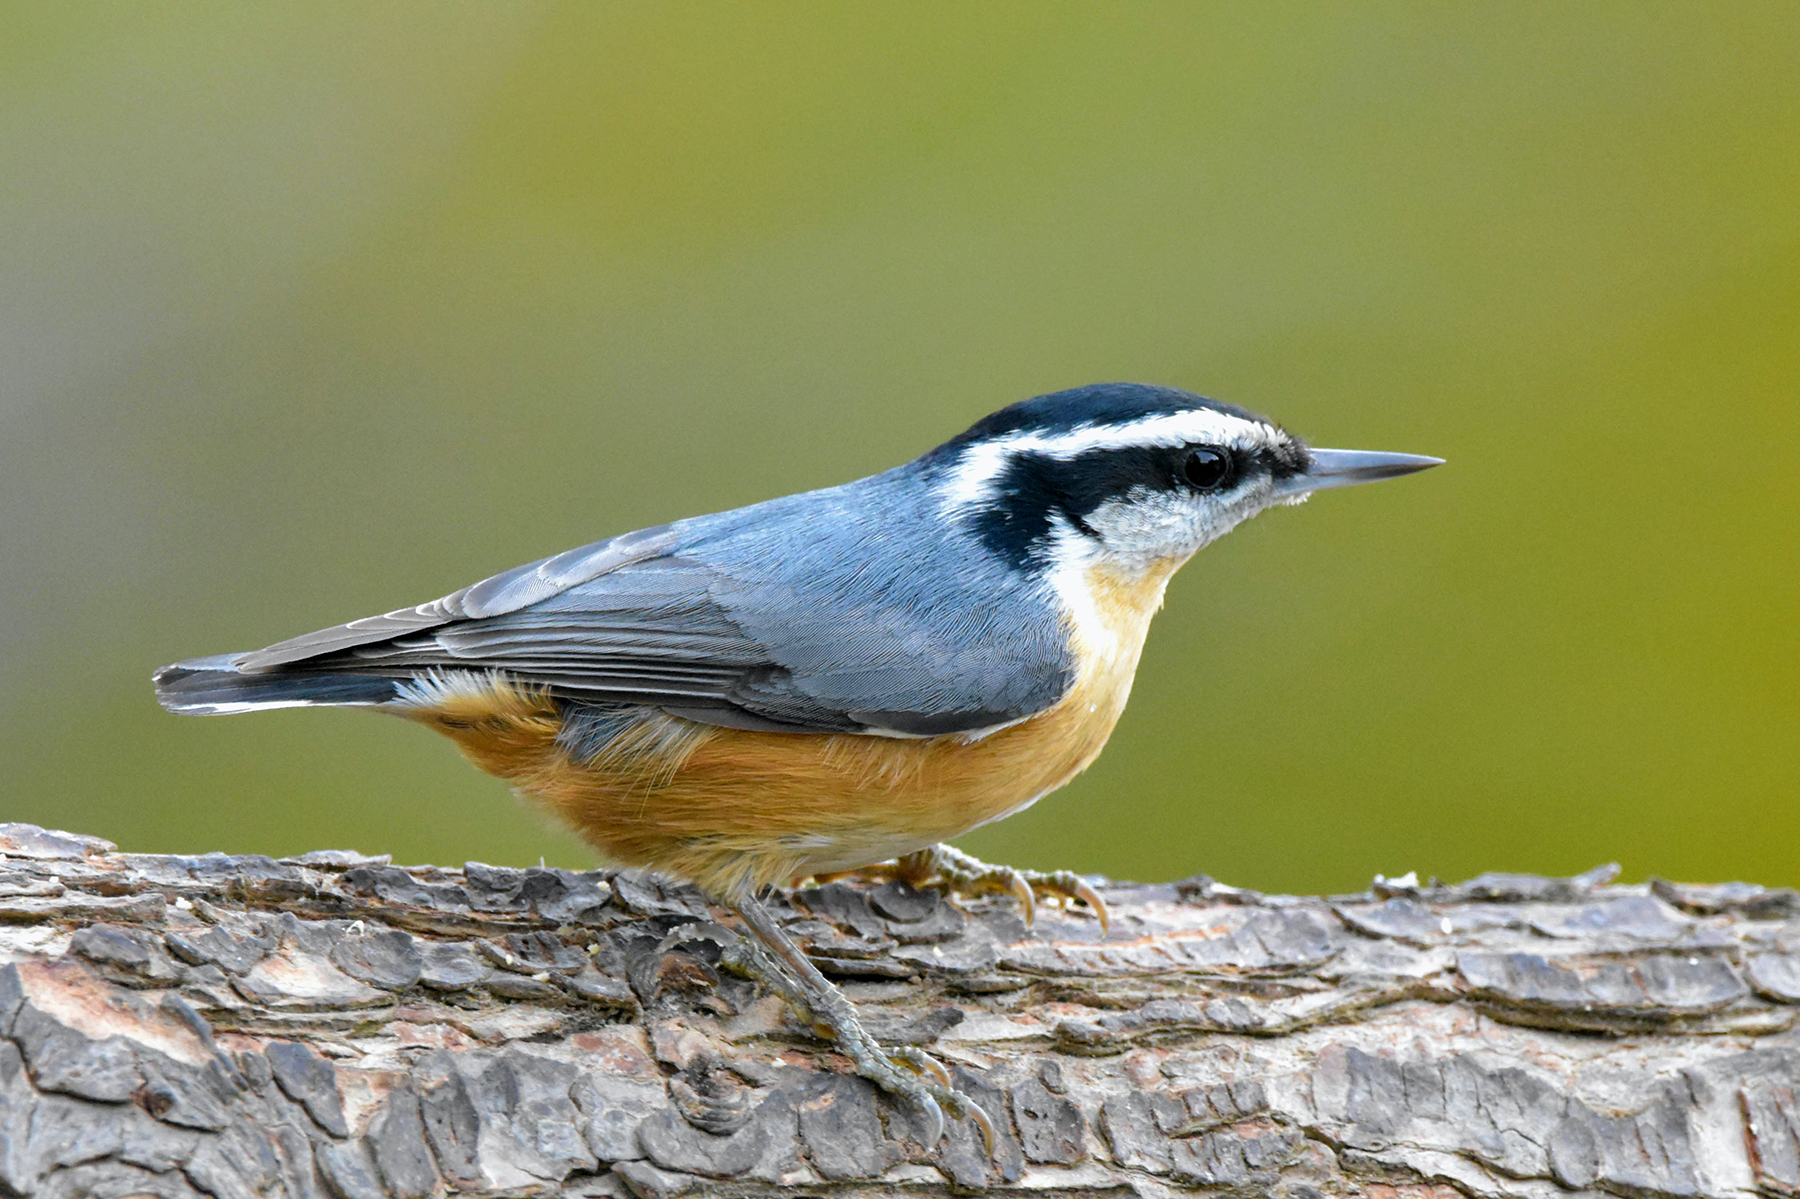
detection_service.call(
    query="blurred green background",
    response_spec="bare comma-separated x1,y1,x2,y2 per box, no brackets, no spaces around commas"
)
3,3,1796,894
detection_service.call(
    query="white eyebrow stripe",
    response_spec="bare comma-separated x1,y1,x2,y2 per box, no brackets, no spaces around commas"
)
937,409,1272,513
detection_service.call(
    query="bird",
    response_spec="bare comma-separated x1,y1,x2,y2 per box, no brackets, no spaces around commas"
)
154,381,1439,1144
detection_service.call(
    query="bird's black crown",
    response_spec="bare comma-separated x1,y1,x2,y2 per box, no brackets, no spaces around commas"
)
939,382,1272,451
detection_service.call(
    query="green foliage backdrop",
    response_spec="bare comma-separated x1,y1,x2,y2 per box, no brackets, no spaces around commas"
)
3,3,1795,893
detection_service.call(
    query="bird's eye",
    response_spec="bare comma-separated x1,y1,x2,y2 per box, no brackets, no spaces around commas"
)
1183,447,1234,491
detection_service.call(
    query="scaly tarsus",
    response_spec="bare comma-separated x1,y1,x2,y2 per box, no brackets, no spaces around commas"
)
726,890,995,1152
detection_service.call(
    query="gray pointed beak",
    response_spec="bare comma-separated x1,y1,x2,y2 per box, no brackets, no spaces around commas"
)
1280,447,1444,495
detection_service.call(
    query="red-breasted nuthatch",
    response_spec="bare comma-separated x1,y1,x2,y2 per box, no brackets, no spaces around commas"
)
156,382,1439,1143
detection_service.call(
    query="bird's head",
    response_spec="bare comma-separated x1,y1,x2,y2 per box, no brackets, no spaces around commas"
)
929,383,1440,579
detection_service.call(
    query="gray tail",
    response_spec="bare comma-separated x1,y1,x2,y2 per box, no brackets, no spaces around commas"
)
153,654,404,715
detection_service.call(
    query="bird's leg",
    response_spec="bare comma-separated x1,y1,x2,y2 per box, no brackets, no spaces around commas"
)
724,890,994,1151
892,843,1110,933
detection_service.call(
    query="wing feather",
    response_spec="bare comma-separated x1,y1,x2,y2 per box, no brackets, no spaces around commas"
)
234,525,679,671
225,479,1074,736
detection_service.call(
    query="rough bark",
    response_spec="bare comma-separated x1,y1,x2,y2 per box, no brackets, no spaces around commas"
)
1,822,1798,1198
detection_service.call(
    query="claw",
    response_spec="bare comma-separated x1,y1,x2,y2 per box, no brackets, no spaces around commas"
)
1006,871,1037,925
959,1094,998,1155
912,1091,945,1148
916,844,1111,938
892,1046,954,1089
1074,879,1110,933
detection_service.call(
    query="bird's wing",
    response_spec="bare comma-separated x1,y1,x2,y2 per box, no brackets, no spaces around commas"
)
233,524,682,670
234,522,1072,736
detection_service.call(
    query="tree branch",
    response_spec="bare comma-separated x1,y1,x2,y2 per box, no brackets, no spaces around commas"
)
2,822,1797,1198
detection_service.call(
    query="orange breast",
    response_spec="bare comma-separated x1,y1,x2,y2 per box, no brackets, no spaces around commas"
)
407,559,1178,901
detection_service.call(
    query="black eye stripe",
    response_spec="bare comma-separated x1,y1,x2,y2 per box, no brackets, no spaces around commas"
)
964,442,1260,568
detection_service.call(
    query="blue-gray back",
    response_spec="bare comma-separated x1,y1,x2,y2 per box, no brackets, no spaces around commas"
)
234,461,1074,736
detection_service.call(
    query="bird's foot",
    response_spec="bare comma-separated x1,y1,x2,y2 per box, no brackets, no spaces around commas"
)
893,843,1109,933
723,893,995,1151
819,1015,996,1152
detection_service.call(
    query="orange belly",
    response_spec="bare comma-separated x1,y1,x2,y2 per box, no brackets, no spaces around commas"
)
405,560,1176,901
